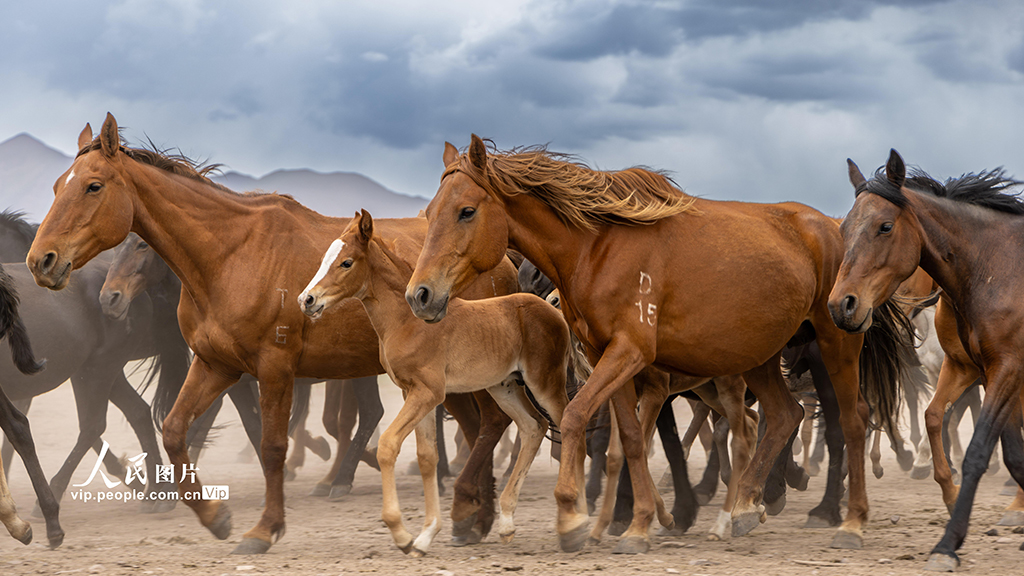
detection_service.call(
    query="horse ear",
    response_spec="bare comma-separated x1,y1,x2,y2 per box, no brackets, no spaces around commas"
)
469,134,487,174
847,158,866,192
886,149,906,189
443,142,459,167
358,208,373,241
78,123,93,150
100,112,119,158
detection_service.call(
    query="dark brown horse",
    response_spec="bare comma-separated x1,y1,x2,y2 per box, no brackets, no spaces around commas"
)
406,136,911,553
25,114,517,554
0,262,62,548
829,150,1024,571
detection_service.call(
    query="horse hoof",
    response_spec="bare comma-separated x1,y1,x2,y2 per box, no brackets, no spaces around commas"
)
731,510,762,537
910,465,932,480
1001,485,1018,497
30,502,43,519
765,493,786,516
608,520,629,537
311,436,332,461
16,524,32,545
586,536,601,546
309,483,332,497
559,522,590,552
897,452,914,472
587,500,597,516
787,469,809,491
829,530,863,549
499,530,515,544
327,484,353,501
804,514,840,529
207,504,233,540
284,468,297,482
408,547,427,558
873,466,884,479
139,499,158,514
694,490,715,506
997,510,1024,526
47,528,65,549
923,552,959,572
231,537,272,555
612,536,650,555
657,523,688,537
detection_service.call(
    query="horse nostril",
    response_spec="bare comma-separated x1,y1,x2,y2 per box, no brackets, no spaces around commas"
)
416,286,431,306
842,295,858,316
109,291,122,306
304,294,316,307
41,251,57,274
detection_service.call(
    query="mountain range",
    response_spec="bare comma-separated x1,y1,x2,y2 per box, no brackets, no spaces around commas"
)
0,133,428,225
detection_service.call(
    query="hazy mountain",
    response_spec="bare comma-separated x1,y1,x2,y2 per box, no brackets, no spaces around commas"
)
0,133,427,224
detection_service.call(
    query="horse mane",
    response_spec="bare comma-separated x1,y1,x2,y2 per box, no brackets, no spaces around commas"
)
77,135,299,203
0,209,39,243
862,165,1024,214
451,142,696,233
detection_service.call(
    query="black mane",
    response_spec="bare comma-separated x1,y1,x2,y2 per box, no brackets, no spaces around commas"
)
0,209,39,243
862,165,1024,214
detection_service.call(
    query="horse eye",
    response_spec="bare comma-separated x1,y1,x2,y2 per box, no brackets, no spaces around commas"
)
879,222,893,234
340,259,353,269
459,207,476,221
87,182,103,193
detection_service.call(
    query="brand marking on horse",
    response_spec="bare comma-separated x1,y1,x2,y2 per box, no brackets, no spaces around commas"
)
636,271,657,325
276,326,288,344
276,288,288,309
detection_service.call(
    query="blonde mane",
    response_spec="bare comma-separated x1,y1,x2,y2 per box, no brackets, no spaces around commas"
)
448,143,696,232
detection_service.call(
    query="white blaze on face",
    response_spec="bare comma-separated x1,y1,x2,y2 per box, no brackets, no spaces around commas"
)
298,239,346,306
65,168,76,187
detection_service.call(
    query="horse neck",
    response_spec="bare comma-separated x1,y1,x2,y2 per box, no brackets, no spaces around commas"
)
358,239,419,337
908,190,1004,307
125,161,267,306
499,193,590,300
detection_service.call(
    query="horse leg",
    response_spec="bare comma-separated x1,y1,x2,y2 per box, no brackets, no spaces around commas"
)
486,379,549,544
925,368,1023,571
162,358,239,544
329,376,384,501
585,403,611,516
925,359,978,515
610,382,661,554
680,399,711,461
589,409,622,544
0,444,30,545
0,386,62,548
410,397,443,556
800,397,816,473
107,373,177,512
885,421,913,472
378,386,442,556
693,411,722,505
702,375,756,541
312,380,345,496
870,428,884,479
659,395,699,536
554,340,647,553
449,391,505,545
186,392,224,464
435,405,450,485
1,398,31,477
763,424,800,516
805,346,847,528
226,377,263,466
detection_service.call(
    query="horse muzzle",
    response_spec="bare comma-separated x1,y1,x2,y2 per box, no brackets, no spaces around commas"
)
405,283,449,324
827,293,873,333
27,250,72,290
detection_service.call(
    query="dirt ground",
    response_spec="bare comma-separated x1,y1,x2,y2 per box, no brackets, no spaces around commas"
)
2,372,1021,576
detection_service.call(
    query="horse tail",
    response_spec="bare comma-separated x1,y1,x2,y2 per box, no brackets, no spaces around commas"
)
859,299,916,432
0,264,45,375
288,383,311,437
151,325,192,432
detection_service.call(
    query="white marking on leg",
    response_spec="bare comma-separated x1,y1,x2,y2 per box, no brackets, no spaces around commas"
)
497,512,516,542
709,509,732,541
298,239,345,305
412,518,439,552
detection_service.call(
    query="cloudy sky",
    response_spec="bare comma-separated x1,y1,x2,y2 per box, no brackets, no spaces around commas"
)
2,0,1022,215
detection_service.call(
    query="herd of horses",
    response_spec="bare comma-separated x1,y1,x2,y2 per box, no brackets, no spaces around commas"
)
0,112,1019,572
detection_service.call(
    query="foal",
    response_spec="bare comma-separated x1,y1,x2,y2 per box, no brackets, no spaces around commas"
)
299,210,572,556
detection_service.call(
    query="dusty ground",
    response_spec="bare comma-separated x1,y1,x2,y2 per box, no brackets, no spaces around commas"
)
2,373,1021,576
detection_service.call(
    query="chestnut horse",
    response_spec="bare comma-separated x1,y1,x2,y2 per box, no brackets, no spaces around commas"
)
406,136,911,553
829,150,1024,571
25,114,517,555
300,209,571,554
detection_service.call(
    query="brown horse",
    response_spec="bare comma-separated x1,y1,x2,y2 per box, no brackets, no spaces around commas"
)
25,114,517,555
300,209,571,555
828,150,1024,571
406,136,911,553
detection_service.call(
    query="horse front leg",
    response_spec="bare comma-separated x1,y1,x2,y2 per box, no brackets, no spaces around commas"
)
924,358,978,515
329,376,384,500
702,375,756,541
162,357,239,545
449,391,509,546
232,367,296,555
731,353,802,538
554,338,648,553
611,382,658,554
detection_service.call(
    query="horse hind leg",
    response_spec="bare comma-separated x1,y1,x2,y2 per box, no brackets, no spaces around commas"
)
870,428,884,479
409,401,443,556
590,409,622,544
